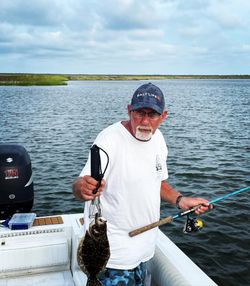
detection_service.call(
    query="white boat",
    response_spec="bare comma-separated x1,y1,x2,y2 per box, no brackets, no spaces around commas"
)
0,145,217,285
0,213,217,286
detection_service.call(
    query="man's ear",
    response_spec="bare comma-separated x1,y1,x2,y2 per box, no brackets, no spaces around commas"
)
161,110,168,121
127,104,132,115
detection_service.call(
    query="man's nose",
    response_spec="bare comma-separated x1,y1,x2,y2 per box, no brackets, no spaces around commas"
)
141,115,151,124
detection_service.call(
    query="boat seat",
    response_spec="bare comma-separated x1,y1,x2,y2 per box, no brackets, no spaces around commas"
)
0,271,74,286
0,223,71,279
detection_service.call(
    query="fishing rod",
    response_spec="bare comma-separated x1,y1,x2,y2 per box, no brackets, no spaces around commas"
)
129,185,250,237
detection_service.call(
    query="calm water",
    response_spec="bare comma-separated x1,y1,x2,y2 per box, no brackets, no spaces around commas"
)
0,80,249,285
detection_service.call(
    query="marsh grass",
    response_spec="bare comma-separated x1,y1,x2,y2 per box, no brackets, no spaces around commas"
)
0,73,249,86
0,74,67,86
66,74,250,80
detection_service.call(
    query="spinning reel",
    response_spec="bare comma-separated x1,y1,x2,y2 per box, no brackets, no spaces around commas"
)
183,214,204,234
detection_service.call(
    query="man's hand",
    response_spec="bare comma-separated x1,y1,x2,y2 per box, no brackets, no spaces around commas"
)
178,197,212,215
72,175,106,201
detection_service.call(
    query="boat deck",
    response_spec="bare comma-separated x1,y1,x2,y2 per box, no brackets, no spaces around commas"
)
0,214,217,286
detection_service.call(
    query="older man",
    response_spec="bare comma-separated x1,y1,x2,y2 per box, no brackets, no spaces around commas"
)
73,82,210,286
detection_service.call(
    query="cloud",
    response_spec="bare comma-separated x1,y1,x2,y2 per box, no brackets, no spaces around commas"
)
241,44,250,52
0,0,62,26
0,0,249,74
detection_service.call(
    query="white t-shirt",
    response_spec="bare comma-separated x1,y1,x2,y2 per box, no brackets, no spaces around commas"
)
80,121,168,269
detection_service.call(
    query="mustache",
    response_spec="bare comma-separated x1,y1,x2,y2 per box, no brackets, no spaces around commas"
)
136,125,153,132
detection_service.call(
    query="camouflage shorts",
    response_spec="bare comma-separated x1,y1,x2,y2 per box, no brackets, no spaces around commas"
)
99,262,146,286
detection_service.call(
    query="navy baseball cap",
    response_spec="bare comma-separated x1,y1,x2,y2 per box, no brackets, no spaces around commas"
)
131,83,165,114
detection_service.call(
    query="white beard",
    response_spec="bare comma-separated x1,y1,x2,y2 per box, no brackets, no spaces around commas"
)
135,126,153,141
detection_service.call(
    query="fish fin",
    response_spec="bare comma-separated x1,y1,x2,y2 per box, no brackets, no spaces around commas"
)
87,278,102,286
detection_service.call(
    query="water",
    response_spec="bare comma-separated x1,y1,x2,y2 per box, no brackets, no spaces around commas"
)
0,80,249,285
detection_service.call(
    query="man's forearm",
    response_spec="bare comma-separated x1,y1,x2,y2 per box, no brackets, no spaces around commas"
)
160,180,182,205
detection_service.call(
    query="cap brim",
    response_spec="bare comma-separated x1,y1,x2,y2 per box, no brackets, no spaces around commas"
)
131,103,163,114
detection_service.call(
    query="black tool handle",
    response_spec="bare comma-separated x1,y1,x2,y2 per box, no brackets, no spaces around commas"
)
90,144,102,194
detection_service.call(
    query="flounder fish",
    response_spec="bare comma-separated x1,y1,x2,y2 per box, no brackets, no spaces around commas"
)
77,214,110,286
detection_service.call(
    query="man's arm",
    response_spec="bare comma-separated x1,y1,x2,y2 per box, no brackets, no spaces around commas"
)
160,180,182,205
160,180,211,215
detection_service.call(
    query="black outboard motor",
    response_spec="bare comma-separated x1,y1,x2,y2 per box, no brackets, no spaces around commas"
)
0,144,34,219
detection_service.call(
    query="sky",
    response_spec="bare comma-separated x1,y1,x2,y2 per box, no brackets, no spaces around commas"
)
0,0,250,75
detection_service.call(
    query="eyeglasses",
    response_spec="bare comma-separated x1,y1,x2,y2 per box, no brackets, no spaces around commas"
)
132,110,161,120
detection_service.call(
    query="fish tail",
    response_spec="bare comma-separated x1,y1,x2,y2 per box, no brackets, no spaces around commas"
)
87,277,102,286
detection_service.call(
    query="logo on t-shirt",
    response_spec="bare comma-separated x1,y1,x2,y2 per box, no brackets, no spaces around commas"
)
156,155,162,177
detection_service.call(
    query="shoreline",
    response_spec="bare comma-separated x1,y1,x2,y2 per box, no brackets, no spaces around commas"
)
0,73,250,86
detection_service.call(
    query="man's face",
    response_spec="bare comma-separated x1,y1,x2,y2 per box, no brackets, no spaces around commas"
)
128,105,167,141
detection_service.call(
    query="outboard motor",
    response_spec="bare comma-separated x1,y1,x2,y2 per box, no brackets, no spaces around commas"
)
0,144,34,219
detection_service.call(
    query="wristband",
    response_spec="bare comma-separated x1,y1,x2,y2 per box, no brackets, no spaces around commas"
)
176,195,183,209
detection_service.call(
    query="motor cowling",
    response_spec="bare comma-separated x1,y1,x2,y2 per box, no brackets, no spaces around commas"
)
0,144,34,219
